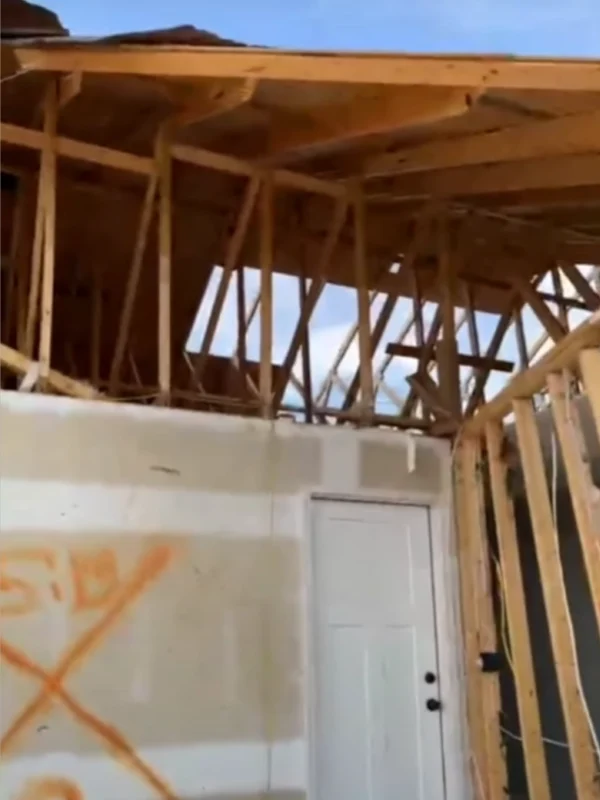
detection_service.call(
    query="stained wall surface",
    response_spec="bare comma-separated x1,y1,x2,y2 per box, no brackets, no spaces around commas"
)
0,391,454,800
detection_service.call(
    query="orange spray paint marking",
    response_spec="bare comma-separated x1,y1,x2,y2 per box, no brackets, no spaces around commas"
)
0,543,179,800
17,776,84,800
70,548,119,612
0,549,58,616
1,641,177,800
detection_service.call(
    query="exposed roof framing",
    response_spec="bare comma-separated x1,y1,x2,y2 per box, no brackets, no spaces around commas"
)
1,7,599,432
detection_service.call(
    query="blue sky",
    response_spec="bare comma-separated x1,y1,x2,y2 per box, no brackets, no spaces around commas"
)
47,1,598,410
49,0,600,57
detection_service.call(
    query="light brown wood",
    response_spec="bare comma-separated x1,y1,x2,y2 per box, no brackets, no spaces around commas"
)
38,82,58,380
484,422,551,800
401,307,443,416
263,87,473,162
172,143,346,198
353,185,375,418
453,440,497,800
298,271,314,423
90,271,102,385
366,108,600,176
273,199,348,406
1,123,346,199
513,398,600,799
547,372,600,628
386,343,514,372
157,128,173,403
513,307,529,371
371,154,600,199
551,269,569,331
466,309,514,416
466,436,506,799
437,218,461,416
194,176,261,381
342,207,433,410
465,286,481,357
579,348,600,443
23,138,49,357
259,176,274,418
235,267,248,397
1,122,153,175
465,310,600,434
512,274,567,342
58,71,82,106
561,263,600,311
406,372,455,422
15,46,600,91
108,173,158,392
0,343,100,400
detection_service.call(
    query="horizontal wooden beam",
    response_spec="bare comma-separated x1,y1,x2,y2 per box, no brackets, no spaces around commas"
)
0,342,101,400
365,109,600,177
387,342,514,372
261,87,474,163
1,121,153,174
1,122,346,198
369,154,600,198
463,309,600,435
13,46,600,90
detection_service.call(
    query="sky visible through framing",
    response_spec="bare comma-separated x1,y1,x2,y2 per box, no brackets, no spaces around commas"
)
48,0,599,411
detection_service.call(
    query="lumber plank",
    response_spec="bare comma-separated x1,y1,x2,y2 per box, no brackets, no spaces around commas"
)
0,343,101,400
513,398,600,799
484,422,551,800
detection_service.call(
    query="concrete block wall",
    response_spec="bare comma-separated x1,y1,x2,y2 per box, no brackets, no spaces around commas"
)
0,391,453,800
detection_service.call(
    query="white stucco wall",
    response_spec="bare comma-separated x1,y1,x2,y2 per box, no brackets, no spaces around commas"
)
0,391,463,800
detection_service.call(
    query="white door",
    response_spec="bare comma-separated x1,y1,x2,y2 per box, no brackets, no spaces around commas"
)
311,500,445,800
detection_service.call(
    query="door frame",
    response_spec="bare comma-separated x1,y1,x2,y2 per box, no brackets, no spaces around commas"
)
301,493,470,800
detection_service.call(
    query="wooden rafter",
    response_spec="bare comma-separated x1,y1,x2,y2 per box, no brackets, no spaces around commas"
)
369,154,600,200
561,262,600,311
261,87,474,163
365,108,600,177
37,81,58,381
341,207,433,411
463,309,600,434
194,176,261,383
437,217,461,416
1,343,100,400
298,269,314,423
156,126,173,404
272,199,348,407
513,307,529,371
14,46,600,90
465,310,513,416
259,176,274,418
401,307,443,416
0,122,346,199
109,173,158,392
352,185,375,417
387,343,513,373
511,273,568,343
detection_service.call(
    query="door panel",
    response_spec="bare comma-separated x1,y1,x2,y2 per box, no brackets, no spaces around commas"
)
312,501,445,800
